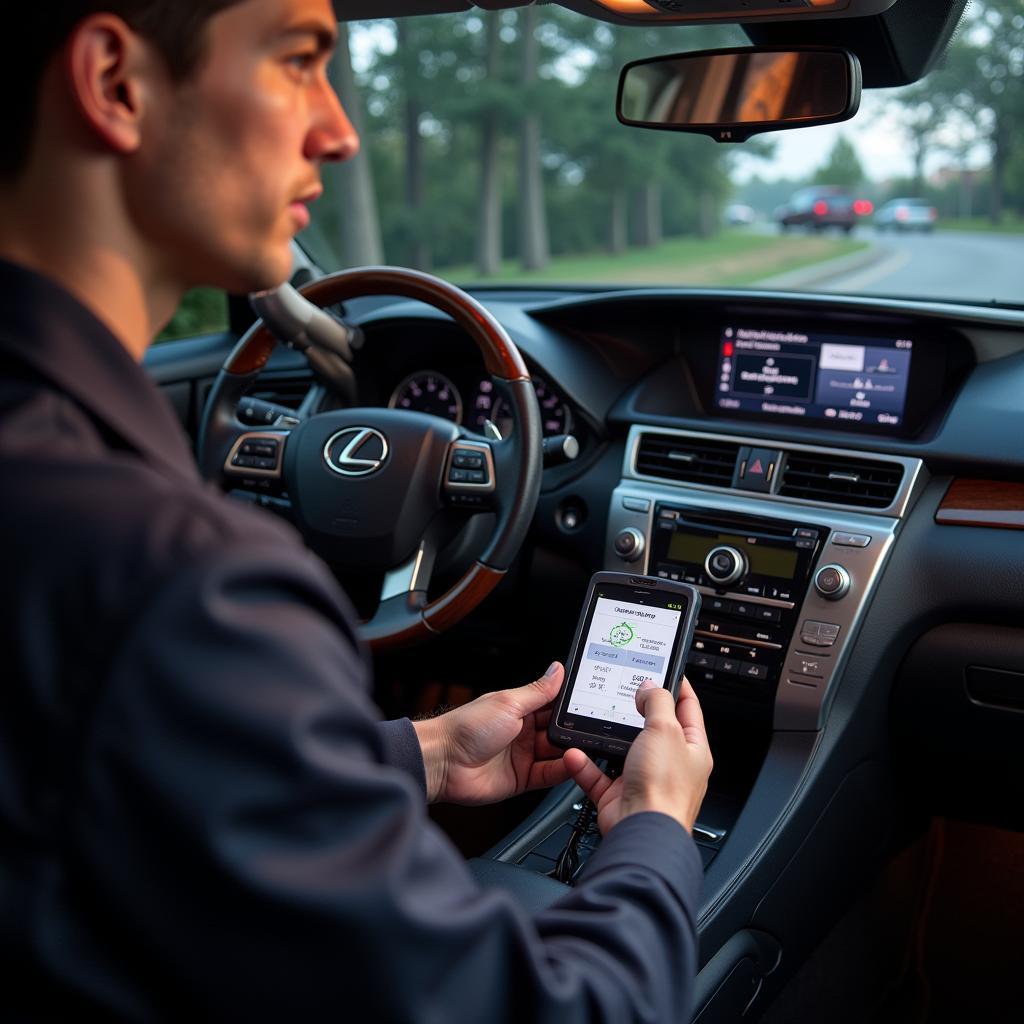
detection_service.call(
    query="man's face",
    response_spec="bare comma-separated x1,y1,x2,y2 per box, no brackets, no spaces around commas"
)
127,0,355,293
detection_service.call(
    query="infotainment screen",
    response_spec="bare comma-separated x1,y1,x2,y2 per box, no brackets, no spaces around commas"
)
714,326,913,429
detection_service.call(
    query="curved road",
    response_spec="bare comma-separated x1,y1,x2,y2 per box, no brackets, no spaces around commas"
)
807,229,1023,304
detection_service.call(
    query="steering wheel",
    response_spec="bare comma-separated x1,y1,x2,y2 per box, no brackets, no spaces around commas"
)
198,267,542,652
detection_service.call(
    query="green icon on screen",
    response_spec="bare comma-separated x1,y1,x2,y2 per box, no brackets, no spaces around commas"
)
609,622,634,647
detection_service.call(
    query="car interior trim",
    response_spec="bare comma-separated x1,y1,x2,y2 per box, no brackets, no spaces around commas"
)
380,541,432,603
935,478,1024,530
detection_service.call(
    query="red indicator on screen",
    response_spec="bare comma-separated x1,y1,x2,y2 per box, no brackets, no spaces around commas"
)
723,341,734,357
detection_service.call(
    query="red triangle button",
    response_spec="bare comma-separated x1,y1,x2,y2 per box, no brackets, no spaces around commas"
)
749,458,764,475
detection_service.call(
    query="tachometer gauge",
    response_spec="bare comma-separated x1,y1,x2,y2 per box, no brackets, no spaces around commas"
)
470,376,572,438
389,371,463,423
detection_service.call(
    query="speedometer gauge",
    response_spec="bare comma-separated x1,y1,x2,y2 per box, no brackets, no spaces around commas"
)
389,371,463,423
471,376,572,438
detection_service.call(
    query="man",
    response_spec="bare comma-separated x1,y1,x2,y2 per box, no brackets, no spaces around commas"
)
0,1,713,1019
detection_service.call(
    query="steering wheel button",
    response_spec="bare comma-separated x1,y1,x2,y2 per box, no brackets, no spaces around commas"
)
467,469,487,483
449,468,469,483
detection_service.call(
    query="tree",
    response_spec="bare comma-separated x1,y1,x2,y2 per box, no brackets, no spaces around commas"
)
940,0,1024,222
476,13,505,276
323,23,383,267
812,135,865,186
517,6,550,270
887,81,944,194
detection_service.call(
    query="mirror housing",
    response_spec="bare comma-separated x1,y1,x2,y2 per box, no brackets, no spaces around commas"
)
617,46,861,143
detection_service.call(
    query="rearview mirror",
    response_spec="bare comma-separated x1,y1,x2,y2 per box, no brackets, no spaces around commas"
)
617,46,861,143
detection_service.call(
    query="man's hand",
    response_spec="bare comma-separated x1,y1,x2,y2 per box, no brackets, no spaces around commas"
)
412,662,572,805
563,677,712,835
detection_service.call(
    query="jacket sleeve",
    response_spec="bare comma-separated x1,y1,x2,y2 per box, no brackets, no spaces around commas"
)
66,541,703,1022
377,717,428,796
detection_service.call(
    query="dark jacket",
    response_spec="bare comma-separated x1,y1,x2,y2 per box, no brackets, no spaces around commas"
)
0,258,702,1022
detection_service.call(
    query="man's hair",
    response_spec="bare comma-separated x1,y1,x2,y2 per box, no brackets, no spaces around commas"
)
4,1,243,180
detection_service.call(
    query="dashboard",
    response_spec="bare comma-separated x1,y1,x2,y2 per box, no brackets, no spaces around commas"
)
150,279,1024,1016
307,285,1024,806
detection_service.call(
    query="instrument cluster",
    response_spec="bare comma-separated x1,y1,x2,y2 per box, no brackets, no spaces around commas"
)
387,370,573,439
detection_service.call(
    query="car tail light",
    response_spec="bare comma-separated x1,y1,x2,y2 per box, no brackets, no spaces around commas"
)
896,207,910,222
813,200,829,215
854,199,873,215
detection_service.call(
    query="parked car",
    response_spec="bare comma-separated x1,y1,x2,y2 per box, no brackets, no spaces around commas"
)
875,196,938,231
776,185,873,233
724,202,757,226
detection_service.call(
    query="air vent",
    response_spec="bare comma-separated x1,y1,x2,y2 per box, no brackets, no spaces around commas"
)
635,433,740,487
247,373,313,410
779,452,904,509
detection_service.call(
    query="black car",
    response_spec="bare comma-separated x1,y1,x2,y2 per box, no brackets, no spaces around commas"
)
776,185,874,233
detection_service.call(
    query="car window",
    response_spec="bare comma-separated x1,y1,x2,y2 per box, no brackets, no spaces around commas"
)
156,288,230,344
303,4,1022,306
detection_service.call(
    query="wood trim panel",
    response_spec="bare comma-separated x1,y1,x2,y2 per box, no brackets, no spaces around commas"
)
935,479,1024,530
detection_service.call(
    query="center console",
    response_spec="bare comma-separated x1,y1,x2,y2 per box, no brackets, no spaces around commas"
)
648,506,827,712
492,425,922,884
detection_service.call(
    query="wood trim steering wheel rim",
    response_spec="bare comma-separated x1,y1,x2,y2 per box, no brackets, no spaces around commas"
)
211,266,541,653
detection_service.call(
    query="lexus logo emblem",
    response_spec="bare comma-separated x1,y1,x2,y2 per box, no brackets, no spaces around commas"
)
323,427,389,477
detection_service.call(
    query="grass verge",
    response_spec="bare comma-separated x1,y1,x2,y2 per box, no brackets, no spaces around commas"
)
447,231,865,288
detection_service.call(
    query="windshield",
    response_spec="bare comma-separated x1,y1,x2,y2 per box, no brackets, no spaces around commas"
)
300,4,1023,307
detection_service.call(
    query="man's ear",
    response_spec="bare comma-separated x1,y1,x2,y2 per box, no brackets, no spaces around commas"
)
64,14,154,155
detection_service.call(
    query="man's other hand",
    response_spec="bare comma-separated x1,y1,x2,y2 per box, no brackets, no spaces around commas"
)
412,662,571,805
563,677,712,835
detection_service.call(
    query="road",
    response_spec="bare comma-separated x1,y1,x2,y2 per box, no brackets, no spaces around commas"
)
801,229,1023,304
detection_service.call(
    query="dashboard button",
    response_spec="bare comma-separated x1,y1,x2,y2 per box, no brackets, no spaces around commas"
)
613,528,645,562
738,662,768,681
755,606,782,623
793,656,825,677
622,497,651,513
716,657,740,676
736,446,780,494
833,531,871,548
708,597,733,614
814,564,851,599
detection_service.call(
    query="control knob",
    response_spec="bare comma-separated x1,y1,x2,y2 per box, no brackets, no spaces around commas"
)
814,563,851,600
613,527,645,563
704,545,747,587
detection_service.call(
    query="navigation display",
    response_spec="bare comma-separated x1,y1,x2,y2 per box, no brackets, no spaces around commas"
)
565,594,682,729
714,325,913,428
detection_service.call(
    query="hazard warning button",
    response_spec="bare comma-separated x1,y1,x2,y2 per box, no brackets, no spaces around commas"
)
736,446,781,494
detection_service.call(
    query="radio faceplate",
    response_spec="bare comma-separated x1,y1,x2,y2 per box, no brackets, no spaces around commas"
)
650,506,825,706
605,475,901,730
